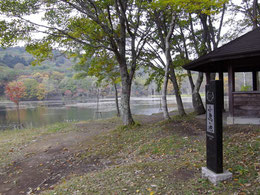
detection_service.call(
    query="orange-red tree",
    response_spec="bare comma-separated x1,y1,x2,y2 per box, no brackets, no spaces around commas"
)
5,81,25,127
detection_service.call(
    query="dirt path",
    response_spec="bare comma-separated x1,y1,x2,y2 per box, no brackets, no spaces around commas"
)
0,119,121,195
0,113,170,195
0,109,196,195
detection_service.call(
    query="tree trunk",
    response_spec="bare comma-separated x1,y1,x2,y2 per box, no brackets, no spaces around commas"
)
162,71,171,120
120,67,134,125
114,83,120,117
187,15,206,116
16,103,21,128
161,14,177,120
187,71,205,115
187,70,195,92
192,72,206,115
169,68,186,116
253,0,258,29
115,8,135,126
181,25,204,116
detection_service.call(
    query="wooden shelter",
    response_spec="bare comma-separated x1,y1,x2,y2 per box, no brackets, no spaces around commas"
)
183,28,260,124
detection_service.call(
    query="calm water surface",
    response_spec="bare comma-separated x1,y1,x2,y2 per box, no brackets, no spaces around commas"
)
0,97,192,130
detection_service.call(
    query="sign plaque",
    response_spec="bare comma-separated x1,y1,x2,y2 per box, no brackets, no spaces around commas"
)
207,104,215,133
206,80,223,174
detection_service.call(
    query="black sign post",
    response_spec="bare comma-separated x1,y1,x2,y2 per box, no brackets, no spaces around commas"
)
206,80,223,173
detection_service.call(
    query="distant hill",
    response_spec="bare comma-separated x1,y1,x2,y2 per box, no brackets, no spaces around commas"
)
0,47,73,70
0,47,78,99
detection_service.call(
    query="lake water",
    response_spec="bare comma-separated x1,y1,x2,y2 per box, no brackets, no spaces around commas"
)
0,97,192,130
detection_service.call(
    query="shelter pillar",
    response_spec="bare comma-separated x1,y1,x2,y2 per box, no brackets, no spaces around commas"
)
218,72,225,111
206,72,211,84
252,71,258,91
218,72,223,81
228,65,234,117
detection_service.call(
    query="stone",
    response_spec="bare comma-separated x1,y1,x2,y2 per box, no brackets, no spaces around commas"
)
202,167,232,185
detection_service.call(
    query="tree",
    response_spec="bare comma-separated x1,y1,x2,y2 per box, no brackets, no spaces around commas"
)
142,0,226,118
14,63,25,70
231,0,260,30
143,2,187,119
0,54,28,68
5,81,25,126
19,78,47,100
36,83,47,100
166,0,227,115
188,2,227,114
0,0,150,125
0,66,19,96
74,51,121,117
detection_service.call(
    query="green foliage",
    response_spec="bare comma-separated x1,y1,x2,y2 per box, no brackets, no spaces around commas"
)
36,83,46,100
0,66,19,81
58,77,77,94
0,0,229,107
240,85,251,92
26,41,53,66
0,53,30,68
0,20,30,47
0,47,98,99
173,54,191,69
156,0,228,14
230,0,260,30
21,78,46,100
58,76,94,94
74,51,121,87
46,123,73,133
0,66,20,96
147,72,164,92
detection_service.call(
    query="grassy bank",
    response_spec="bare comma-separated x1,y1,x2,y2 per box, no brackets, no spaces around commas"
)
39,114,259,195
0,122,76,172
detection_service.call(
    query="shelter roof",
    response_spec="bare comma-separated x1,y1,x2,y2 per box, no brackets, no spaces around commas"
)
183,28,260,72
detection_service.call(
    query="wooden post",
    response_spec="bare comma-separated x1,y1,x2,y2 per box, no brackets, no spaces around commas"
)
218,72,223,81
206,72,211,84
219,72,225,112
228,66,234,117
252,71,258,91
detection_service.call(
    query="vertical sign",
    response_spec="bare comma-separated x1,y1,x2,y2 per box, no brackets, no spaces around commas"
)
207,104,215,133
206,80,223,173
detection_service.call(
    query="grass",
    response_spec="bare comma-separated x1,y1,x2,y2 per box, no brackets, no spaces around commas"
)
0,122,76,172
41,114,259,195
0,114,258,194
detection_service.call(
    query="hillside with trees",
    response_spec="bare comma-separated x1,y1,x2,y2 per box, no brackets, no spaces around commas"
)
0,47,160,101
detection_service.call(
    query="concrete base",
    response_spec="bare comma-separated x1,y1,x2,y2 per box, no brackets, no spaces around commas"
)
202,167,232,185
227,117,260,125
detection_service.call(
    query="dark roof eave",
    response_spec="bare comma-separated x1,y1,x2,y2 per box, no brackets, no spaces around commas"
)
183,51,260,72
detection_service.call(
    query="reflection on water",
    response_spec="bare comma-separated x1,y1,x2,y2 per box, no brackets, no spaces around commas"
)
0,98,192,130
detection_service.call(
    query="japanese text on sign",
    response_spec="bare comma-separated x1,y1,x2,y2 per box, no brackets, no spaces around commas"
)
207,104,215,133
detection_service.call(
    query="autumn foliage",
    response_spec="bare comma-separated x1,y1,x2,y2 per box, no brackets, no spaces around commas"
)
5,81,25,105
